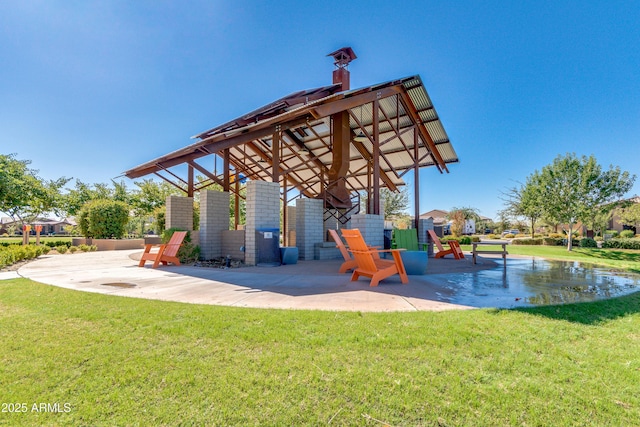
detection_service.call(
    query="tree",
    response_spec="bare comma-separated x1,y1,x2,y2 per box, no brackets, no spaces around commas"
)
62,179,131,217
502,172,545,237
381,188,409,219
78,199,129,239
446,206,480,237
0,154,69,225
538,153,635,251
617,202,640,232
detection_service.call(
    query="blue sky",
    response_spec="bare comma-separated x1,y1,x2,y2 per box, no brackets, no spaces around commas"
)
1,1,639,220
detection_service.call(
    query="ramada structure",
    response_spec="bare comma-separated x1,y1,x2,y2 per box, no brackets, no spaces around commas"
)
124,48,459,265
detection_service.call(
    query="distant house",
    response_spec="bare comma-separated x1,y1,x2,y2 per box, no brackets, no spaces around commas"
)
0,217,76,235
419,209,491,235
608,196,640,233
419,209,449,227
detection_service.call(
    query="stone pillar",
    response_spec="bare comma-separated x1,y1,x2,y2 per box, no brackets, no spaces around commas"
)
245,181,280,266
199,190,230,260
295,198,323,260
419,218,435,257
350,213,384,248
323,209,339,242
286,205,297,246
166,196,193,231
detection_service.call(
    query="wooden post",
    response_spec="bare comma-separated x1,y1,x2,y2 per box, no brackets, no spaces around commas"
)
414,127,420,230
372,100,380,215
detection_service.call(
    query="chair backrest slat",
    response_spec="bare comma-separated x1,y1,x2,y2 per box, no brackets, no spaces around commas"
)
393,229,419,251
164,231,187,257
328,229,351,261
427,230,445,252
341,229,377,272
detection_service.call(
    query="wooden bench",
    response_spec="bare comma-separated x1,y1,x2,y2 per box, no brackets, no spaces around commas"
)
472,242,508,264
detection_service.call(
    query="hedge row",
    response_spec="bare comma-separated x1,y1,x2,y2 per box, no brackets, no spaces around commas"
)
602,238,640,250
0,245,50,269
0,240,71,249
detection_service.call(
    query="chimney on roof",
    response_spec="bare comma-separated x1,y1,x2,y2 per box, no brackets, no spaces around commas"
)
327,47,357,91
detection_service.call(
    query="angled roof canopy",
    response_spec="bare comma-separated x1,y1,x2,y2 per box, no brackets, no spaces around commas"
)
124,74,458,204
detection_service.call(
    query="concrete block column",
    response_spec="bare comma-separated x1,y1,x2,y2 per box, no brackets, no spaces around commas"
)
323,209,339,242
199,190,230,260
286,206,297,246
350,213,384,248
419,218,435,257
245,181,280,266
166,196,193,231
295,198,323,260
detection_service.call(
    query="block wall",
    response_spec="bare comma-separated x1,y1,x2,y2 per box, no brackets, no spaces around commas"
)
222,230,246,261
199,190,230,260
419,218,435,257
166,196,193,231
286,206,297,246
245,181,280,266
295,198,323,260
350,213,384,248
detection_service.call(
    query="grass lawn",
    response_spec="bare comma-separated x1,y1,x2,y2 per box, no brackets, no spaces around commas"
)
2,271,640,425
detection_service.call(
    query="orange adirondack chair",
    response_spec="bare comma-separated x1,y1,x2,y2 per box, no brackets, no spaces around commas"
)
328,229,358,273
447,240,465,260
328,229,380,274
427,230,464,259
138,231,187,268
341,229,408,287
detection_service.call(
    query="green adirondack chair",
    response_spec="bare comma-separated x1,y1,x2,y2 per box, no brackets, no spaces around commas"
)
391,229,428,251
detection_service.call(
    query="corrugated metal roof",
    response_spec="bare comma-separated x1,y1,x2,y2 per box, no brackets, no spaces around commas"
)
124,74,459,198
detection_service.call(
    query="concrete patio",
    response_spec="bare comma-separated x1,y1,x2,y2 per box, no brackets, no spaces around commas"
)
9,250,505,312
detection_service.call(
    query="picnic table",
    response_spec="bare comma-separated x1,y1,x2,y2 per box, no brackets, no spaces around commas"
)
472,242,508,264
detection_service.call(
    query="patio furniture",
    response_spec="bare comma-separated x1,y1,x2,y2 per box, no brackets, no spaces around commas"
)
472,242,508,264
447,240,465,260
427,230,464,259
328,229,380,274
138,231,187,268
341,229,409,287
399,250,428,275
391,228,428,251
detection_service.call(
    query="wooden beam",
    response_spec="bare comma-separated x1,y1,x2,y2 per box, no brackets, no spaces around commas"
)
414,129,420,230
310,86,402,119
372,100,380,215
272,126,280,183
187,164,194,197
223,149,230,191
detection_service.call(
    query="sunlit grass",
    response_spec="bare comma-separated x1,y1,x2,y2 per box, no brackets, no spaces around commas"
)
2,278,640,425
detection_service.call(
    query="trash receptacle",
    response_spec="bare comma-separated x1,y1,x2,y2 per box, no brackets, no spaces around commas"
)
256,228,280,266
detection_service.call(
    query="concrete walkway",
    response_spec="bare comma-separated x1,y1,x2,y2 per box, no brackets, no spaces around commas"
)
12,250,502,312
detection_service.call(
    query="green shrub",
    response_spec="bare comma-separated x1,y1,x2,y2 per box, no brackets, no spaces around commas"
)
56,245,68,254
458,236,472,245
606,230,619,238
44,240,71,248
579,237,598,248
68,246,79,253
503,233,515,239
471,236,481,243
548,233,564,239
0,244,47,268
602,238,640,250
619,230,635,239
154,207,166,235
486,234,499,239
511,238,543,245
78,199,130,239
